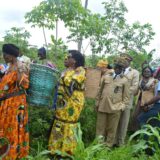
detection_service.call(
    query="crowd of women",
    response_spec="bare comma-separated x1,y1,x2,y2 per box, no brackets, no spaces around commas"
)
0,43,160,159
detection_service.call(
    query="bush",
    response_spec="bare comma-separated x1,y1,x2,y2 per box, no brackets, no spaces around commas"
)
79,98,97,145
28,106,54,154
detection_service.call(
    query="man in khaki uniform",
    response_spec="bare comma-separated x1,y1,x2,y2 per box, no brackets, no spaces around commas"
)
96,57,130,147
115,54,139,146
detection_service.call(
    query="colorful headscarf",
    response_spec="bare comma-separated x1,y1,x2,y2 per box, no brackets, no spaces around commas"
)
97,60,108,68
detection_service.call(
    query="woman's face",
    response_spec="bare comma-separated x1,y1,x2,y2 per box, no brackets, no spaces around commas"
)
64,54,75,68
143,68,152,78
3,53,14,63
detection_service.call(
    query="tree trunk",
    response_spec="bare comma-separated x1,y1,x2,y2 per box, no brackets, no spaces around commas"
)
55,20,58,60
78,0,88,53
42,27,48,49
84,0,88,8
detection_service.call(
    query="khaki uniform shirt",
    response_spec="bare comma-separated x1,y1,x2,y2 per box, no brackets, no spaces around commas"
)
124,67,139,108
96,72,130,113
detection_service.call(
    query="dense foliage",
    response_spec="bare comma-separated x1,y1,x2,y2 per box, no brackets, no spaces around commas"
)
0,0,159,159
25,0,155,55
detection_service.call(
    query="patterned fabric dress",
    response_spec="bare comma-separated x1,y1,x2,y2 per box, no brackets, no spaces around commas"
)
49,66,85,155
0,64,29,160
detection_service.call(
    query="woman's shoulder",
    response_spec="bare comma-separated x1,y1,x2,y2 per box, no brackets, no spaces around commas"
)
74,66,86,75
75,66,85,72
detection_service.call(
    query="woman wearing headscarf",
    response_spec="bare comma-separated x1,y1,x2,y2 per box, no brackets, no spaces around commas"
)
0,44,29,159
136,64,160,128
96,59,113,76
48,50,85,158
130,63,157,131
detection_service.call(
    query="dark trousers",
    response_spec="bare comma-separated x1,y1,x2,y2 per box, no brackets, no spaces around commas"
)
137,103,160,127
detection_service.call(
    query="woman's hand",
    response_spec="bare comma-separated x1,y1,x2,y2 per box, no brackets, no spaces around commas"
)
141,103,149,112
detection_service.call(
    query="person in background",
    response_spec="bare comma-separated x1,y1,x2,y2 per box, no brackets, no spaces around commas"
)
154,66,160,79
95,57,130,148
0,44,29,159
48,50,85,158
0,64,8,80
38,47,47,62
130,63,157,131
96,59,113,76
115,53,139,146
37,47,56,69
137,67,160,127
97,59,108,75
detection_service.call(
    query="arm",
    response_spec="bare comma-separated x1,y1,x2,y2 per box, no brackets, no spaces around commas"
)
72,67,86,84
95,76,105,107
143,82,160,111
130,70,140,95
17,61,30,89
63,67,86,97
144,94,160,106
123,80,130,106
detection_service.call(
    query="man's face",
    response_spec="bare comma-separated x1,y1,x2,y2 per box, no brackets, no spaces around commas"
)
114,65,123,75
124,60,130,68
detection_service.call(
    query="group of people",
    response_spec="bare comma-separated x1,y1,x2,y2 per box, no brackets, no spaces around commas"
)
0,43,160,160
95,54,160,148
0,44,85,159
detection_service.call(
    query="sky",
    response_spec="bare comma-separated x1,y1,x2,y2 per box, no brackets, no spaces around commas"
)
0,0,160,58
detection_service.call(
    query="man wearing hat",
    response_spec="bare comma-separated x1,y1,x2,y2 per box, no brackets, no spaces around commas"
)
95,57,130,147
115,53,139,146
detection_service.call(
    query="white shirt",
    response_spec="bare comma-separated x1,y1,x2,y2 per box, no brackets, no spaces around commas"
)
155,81,160,103
124,67,131,75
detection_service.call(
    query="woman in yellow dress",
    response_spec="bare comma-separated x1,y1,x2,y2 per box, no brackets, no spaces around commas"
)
0,44,29,159
49,50,85,157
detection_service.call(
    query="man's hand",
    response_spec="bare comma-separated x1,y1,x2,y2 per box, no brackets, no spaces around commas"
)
94,105,99,112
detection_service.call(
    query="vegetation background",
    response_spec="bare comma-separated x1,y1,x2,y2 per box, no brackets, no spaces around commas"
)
0,0,160,159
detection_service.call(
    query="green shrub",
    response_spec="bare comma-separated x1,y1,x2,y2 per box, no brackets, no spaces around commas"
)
28,106,54,153
79,98,97,145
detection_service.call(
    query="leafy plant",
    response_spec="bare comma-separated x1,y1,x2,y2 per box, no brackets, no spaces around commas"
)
25,142,50,160
79,98,96,145
129,122,160,159
28,106,55,151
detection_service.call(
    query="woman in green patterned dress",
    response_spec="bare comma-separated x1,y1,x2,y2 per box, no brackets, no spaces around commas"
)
49,50,85,157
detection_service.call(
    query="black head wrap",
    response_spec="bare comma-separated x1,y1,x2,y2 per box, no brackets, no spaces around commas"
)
2,44,19,57
68,50,85,68
38,47,46,56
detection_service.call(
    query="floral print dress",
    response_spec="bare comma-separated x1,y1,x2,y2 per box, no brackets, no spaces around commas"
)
0,64,29,160
49,66,86,155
